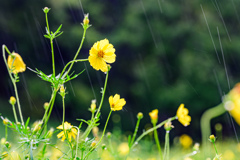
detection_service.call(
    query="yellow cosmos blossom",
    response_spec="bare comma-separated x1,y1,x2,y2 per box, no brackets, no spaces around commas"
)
149,109,158,121
224,83,240,125
7,53,26,74
56,122,77,142
176,104,191,126
88,39,116,72
109,94,126,111
179,134,193,149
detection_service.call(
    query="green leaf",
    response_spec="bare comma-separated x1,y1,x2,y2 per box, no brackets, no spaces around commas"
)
24,117,30,131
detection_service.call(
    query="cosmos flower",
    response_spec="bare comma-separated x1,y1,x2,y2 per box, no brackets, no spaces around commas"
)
57,121,77,142
149,109,158,124
88,39,116,72
176,104,191,126
109,94,126,111
179,134,193,149
7,52,26,74
223,83,240,125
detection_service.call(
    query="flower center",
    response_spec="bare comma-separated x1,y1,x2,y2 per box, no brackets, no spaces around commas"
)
98,50,104,58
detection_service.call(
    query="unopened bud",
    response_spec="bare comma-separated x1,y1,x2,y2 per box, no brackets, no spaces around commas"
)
44,102,49,110
83,14,89,25
90,99,96,112
92,127,99,137
209,135,216,143
9,96,16,105
107,132,111,139
164,121,174,131
43,7,50,14
3,119,10,125
137,112,143,119
5,141,11,149
91,141,97,148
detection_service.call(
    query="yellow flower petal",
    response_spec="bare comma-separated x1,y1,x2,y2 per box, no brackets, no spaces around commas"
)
88,39,116,72
109,94,126,111
7,53,26,74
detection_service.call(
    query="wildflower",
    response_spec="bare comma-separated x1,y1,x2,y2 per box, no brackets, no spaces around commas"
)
164,121,174,131
137,112,143,119
7,52,26,74
1,151,8,158
89,99,96,112
9,96,16,105
3,118,10,125
118,142,129,156
88,39,116,72
109,94,126,111
43,102,49,110
209,134,216,143
176,104,191,126
57,121,78,142
149,109,158,124
223,83,240,125
179,134,193,149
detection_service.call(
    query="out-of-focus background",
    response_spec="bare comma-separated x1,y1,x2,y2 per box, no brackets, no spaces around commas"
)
0,0,240,141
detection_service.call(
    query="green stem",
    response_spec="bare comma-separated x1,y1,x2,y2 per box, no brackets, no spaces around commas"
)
213,142,219,155
11,104,19,123
200,104,225,147
95,70,109,118
84,110,112,160
153,122,163,160
131,116,177,149
163,131,170,160
130,117,141,148
50,39,55,77
60,59,88,78
2,45,24,126
63,27,87,79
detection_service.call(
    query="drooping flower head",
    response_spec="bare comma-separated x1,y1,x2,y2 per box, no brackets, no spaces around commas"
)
57,121,77,142
176,104,191,126
109,94,126,111
7,52,26,74
149,109,158,124
223,83,240,125
88,39,116,72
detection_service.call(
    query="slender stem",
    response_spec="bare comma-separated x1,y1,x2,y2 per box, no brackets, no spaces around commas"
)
44,90,57,125
95,70,109,117
153,122,163,160
2,45,24,126
200,104,225,147
45,13,50,34
42,91,56,123
13,82,24,125
163,131,170,160
130,117,141,148
84,110,112,159
60,59,88,78
213,142,219,155
11,104,19,123
63,28,87,79
131,116,177,149
50,39,55,76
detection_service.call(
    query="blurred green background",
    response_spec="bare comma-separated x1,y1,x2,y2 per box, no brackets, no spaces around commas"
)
0,0,240,141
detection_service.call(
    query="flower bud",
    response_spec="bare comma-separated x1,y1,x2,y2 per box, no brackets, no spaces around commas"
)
90,99,96,112
91,141,97,148
59,85,66,97
46,128,54,138
9,96,16,105
102,144,106,150
107,132,111,139
193,143,200,151
209,134,216,143
43,102,49,110
5,141,11,149
43,7,50,14
164,121,174,131
137,112,143,119
3,118,10,125
92,126,99,137
83,14,89,25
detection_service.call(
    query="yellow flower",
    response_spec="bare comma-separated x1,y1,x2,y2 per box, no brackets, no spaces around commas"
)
88,39,116,72
149,109,158,121
179,134,193,149
176,104,191,126
7,52,26,74
57,122,78,142
118,142,129,156
224,83,240,125
109,94,126,111
9,96,16,105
